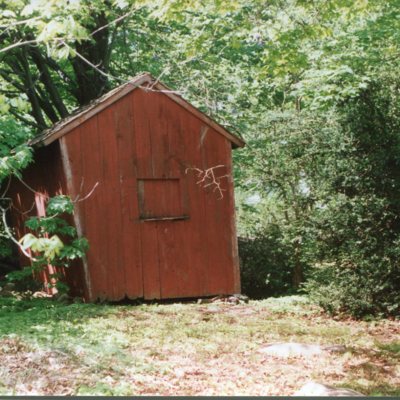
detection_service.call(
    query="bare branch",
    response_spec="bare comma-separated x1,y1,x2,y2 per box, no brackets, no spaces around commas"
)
0,39,38,54
74,181,99,203
60,40,125,83
0,204,37,261
186,165,228,200
90,10,135,37
0,17,40,29
61,41,182,97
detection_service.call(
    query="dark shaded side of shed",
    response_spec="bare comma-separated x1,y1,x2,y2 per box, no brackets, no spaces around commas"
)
8,73,245,302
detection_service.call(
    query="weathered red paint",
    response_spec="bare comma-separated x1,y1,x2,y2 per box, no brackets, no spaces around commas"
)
8,75,244,301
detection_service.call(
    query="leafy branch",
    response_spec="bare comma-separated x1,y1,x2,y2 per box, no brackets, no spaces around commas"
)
7,195,88,294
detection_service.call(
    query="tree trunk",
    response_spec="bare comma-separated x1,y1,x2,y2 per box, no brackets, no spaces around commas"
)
292,239,303,289
71,11,111,106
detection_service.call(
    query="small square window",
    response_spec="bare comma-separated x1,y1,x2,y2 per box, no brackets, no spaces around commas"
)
137,178,187,221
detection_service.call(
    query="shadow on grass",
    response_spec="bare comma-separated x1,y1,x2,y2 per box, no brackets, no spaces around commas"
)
377,341,400,357
0,296,115,342
343,346,400,396
351,382,400,397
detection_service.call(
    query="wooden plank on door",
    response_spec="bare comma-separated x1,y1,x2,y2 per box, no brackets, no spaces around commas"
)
147,92,177,298
133,90,160,299
150,180,185,298
176,111,208,297
155,95,191,298
115,94,143,299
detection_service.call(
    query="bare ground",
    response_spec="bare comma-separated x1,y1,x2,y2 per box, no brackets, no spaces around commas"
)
0,296,399,395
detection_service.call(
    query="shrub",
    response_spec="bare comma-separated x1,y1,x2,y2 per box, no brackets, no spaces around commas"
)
303,257,400,319
238,226,293,299
6,195,88,294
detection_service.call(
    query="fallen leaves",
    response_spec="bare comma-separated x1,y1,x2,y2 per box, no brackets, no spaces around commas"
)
0,297,398,395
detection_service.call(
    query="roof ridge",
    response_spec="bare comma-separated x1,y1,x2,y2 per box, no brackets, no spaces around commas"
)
29,73,245,148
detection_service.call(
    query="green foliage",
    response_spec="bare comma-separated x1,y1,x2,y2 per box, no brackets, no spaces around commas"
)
236,68,400,317
301,73,400,318
20,233,64,260
45,195,75,215
230,1,400,318
0,118,32,181
304,259,400,319
238,230,293,299
0,238,12,259
0,118,33,278
5,266,42,292
237,110,344,291
9,196,88,293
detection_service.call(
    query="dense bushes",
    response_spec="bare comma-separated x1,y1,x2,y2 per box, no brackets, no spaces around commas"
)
304,192,400,318
237,73,400,318
302,77,400,318
238,226,293,299
304,257,400,318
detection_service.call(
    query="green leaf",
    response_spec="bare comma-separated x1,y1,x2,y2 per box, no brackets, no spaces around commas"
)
46,195,74,215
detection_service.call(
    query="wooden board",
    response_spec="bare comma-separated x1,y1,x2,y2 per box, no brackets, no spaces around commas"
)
59,133,89,299
147,92,190,299
115,95,143,299
200,128,235,295
133,90,161,299
78,117,107,300
176,108,208,297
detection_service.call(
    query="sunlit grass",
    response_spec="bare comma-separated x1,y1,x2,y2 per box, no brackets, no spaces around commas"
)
0,295,398,395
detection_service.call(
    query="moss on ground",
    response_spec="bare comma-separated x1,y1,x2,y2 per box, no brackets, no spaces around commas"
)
0,295,398,395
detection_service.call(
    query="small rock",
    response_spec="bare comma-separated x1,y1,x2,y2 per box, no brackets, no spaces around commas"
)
324,344,347,354
174,369,185,378
227,296,240,304
232,293,249,303
294,381,365,396
259,342,324,358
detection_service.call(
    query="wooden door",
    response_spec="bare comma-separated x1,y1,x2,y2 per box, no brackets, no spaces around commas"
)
137,177,189,299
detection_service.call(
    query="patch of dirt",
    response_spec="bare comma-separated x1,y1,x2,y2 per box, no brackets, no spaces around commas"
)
0,338,80,395
0,300,399,396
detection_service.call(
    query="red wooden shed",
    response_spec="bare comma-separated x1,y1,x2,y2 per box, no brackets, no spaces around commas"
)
9,73,245,302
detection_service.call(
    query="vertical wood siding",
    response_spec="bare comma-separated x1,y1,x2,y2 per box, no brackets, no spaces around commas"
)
9,87,241,301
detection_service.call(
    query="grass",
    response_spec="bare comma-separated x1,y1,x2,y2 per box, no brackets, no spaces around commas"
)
0,295,398,395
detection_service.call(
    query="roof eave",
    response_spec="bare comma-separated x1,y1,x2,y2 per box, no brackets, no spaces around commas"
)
30,73,246,149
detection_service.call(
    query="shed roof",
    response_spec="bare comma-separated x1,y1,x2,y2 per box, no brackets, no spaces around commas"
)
30,73,245,148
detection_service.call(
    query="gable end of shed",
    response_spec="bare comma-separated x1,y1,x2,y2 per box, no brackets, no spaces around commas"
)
30,73,245,149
